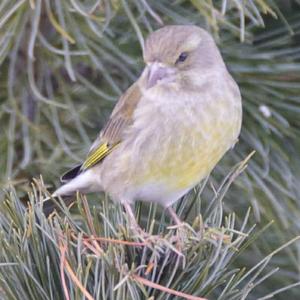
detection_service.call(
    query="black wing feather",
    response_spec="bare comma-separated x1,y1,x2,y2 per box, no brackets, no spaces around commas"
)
60,164,82,183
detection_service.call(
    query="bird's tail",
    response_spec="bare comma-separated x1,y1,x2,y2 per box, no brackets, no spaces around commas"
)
54,168,99,197
43,168,100,216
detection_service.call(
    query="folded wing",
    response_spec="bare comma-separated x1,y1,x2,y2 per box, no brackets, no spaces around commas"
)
61,82,142,182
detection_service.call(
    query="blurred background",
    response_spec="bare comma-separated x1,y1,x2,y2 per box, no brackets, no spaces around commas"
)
0,0,300,298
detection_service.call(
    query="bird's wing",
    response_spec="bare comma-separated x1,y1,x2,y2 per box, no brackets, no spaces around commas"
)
60,82,142,182
82,82,142,170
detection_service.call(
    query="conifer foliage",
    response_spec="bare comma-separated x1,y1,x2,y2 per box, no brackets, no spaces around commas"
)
0,1,300,299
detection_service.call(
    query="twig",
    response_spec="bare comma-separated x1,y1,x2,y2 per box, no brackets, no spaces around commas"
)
132,274,208,300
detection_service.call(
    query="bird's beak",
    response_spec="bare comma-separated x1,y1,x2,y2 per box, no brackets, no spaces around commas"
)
145,62,176,89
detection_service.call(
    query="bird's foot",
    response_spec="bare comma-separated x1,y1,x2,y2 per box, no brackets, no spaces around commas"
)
167,222,191,246
123,203,163,247
165,224,191,267
166,207,196,247
128,221,163,245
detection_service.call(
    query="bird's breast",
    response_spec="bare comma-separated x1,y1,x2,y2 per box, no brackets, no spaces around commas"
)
132,82,242,190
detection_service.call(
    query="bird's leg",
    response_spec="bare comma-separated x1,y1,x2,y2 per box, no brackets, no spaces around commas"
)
167,207,195,233
123,202,142,232
167,206,183,227
166,206,188,266
123,203,164,247
167,207,186,246
123,202,153,241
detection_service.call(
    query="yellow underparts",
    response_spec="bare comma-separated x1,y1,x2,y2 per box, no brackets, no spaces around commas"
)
138,122,237,190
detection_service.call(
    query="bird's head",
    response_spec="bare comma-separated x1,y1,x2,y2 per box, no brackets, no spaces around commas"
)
142,25,225,90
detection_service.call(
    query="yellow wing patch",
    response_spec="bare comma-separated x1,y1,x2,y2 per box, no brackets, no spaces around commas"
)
81,142,117,170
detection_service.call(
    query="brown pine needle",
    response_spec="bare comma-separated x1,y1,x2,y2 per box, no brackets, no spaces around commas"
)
84,236,146,247
145,262,155,275
83,240,104,256
132,274,208,300
82,195,97,235
59,244,70,300
64,258,95,300
70,231,146,247
59,241,95,300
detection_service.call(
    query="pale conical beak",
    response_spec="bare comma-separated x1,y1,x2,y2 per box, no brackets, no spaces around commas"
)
146,62,176,89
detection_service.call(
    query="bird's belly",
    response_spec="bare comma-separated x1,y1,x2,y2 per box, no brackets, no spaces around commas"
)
120,126,234,207
134,114,237,194
143,132,227,189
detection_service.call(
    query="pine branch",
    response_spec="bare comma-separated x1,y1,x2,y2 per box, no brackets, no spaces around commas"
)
0,158,299,300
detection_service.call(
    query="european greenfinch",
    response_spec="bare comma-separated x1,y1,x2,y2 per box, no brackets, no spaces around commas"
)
51,25,242,229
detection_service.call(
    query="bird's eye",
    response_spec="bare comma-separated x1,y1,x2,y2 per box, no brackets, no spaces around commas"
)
176,52,188,63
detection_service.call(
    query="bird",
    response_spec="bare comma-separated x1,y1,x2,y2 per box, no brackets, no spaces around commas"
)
48,25,242,232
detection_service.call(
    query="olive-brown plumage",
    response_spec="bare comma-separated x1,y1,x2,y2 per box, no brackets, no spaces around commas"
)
52,25,242,228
